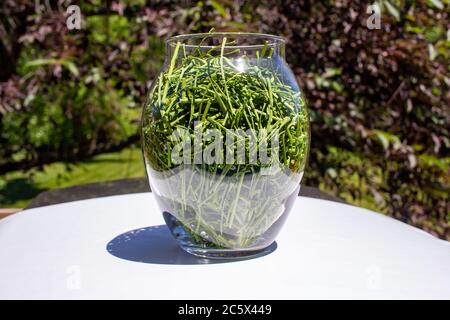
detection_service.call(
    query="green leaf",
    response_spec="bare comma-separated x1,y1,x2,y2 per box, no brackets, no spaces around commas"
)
418,154,449,171
428,44,438,61
209,0,226,17
24,58,79,76
326,168,337,179
374,130,389,150
24,58,59,68
406,25,424,34
372,129,401,150
383,1,400,21
323,68,342,78
424,26,444,43
226,21,247,30
331,81,344,93
427,0,444,10
60,60,80,76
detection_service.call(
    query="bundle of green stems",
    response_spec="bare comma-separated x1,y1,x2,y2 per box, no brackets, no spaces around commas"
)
143,38,309,248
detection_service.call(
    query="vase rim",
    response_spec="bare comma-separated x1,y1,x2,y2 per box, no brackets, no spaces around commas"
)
167,32,285,49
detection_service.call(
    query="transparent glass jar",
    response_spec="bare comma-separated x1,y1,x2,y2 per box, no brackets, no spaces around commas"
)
141,33,310,259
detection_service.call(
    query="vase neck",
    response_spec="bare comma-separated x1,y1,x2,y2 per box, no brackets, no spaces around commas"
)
165,32,286,63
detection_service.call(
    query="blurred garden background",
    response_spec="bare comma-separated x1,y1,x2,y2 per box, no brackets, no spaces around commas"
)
0,0,449,239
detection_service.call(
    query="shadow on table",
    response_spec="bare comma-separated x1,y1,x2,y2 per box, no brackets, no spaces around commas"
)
106,225,277,265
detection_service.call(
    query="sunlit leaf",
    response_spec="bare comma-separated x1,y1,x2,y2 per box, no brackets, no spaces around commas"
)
209,0,226,17
427,0,444,10
372,129,401,150
24,58,58,68
428,44,438,61
60,60,79,76
383,1,400,21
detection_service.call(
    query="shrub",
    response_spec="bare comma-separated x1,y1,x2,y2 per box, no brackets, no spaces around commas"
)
0,0,448,239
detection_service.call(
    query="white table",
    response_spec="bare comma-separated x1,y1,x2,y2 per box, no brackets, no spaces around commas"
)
0,193,449,299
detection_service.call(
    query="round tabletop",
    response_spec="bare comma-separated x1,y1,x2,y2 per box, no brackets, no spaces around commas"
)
0,192,449,299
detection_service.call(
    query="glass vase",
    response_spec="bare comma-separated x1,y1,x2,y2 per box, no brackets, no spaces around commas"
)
141,32,310,259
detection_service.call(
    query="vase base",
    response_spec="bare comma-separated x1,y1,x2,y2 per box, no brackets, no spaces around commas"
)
179,242,277,260
162,211,277,260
